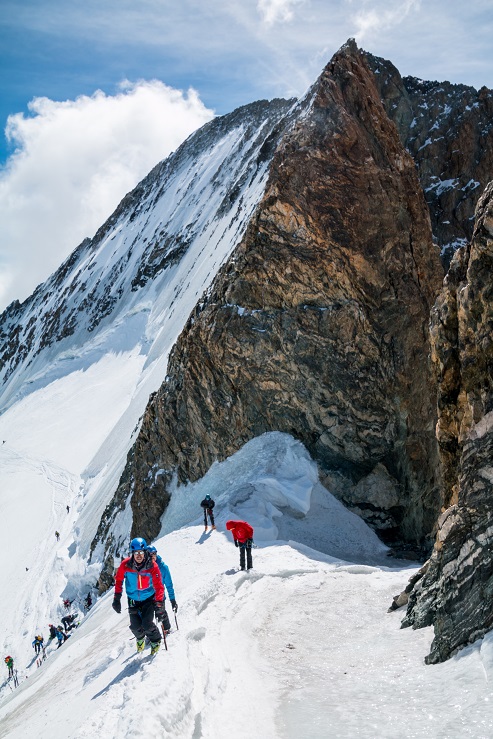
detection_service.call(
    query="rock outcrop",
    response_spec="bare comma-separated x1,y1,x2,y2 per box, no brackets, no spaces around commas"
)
367,53,493,268
96,39,444,566
403,181,493,663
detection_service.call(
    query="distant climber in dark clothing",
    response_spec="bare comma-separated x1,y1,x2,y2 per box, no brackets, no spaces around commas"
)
62,614,77,631
48,624,57,640
55,531,60,541
200,494,216,531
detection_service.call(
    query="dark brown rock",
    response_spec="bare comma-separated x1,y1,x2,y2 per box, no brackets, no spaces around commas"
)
403,181,493,663
367,53,493,269
98,40,443,554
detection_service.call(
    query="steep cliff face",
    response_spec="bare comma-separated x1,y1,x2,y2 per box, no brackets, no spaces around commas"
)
367,53,493,267
403,182,493,663
98,40,443,565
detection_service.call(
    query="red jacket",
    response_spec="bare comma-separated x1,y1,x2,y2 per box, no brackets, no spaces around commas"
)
114,556,164,602
226,520,254,543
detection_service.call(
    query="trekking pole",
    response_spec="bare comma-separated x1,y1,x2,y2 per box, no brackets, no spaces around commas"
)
160,623,168,651
174,613,179,631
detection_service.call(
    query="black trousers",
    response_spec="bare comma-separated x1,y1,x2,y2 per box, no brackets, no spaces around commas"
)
128,596,162,643
203,508,215,526
239,543,253,570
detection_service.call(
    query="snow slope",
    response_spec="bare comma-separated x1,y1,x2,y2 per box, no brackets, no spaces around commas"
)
2,433,493,738
0,98,295,563
1,90,492,739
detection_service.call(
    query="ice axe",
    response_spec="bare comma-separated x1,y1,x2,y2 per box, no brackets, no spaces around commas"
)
160,623,168,650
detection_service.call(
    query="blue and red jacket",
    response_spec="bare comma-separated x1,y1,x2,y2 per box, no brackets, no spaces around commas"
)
114,555,164,602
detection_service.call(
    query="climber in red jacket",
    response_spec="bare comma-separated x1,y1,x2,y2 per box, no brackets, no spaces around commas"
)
226,520,254,571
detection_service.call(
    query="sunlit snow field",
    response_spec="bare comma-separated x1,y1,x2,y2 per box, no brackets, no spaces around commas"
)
1,371,493,738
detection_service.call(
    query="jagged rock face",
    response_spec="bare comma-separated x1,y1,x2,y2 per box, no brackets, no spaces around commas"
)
403,181,493,663
108,40,443,549
367,53,493,267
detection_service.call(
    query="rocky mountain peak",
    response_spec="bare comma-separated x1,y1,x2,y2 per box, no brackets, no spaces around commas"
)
5,37,493,669
366,51,493,268
93,40,444,582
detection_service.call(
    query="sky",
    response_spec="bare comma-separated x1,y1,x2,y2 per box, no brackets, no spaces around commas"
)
1,0,493,311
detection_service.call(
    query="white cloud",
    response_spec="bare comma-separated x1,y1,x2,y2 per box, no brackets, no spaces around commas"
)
257,0,306,26
0,81,214,311
351,0,421,42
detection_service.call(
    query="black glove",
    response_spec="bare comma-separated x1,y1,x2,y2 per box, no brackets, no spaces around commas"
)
171,599,178,613
112,593,122,614
154,601,165,622
234,540,239,547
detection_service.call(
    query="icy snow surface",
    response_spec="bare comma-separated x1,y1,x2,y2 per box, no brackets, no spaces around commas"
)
2,424,493,737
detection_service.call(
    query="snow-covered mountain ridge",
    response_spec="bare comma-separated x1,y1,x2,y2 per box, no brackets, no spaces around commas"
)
0,94,296,630
97,39,443,578
0,97,294,412
2,41,493,739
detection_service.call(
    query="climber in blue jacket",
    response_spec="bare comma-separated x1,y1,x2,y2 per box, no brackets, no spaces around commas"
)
147,546,178,625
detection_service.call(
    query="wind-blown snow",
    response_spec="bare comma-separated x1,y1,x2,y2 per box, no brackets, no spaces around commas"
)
0,349,145,473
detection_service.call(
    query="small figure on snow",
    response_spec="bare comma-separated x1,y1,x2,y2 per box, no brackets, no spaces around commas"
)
226,520,254,571
147,546,177,630
32,635,44,655
63,598,73,610
55,629,65,649
48,624,57,640
200,494,216,531
4,655,14,678
112,538,164,656
66,505,70,514
84,592,92,610
61,614,78,631
55,531,60,542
